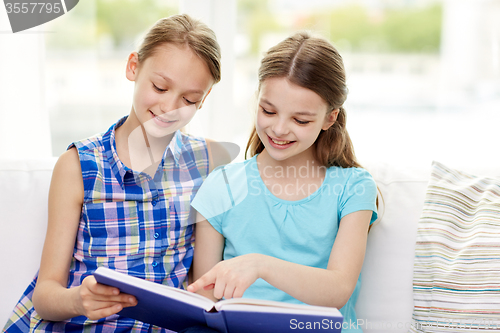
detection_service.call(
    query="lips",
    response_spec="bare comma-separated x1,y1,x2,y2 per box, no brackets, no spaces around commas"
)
270,137,293,145
150,110,175,123
149,110,178,129
267,135,295,149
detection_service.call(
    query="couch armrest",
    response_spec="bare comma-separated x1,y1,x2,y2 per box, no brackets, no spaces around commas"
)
0,158,57,325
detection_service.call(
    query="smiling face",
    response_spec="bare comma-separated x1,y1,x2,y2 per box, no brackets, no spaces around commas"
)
256,77,338,164
126,43,214,138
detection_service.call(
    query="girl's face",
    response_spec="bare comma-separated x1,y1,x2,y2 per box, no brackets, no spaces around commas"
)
256,77,338,163
126,43,214,138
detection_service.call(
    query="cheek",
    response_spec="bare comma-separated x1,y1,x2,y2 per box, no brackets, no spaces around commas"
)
295,126,320,143
171,105,197,128
307,128,324,144
180,105,197,121
134,86,155,108
255,113,269,131
255,115,269,143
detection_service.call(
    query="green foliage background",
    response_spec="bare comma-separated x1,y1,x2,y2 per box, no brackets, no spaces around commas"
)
239,1,442,54
46,0,176,50
46,0,442,54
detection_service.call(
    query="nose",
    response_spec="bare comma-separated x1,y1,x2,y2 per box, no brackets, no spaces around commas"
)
271,117,289,137
159,94,181,114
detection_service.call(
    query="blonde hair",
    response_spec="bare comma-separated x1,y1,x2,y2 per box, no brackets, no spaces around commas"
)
137,14,221,83
245,32,360,168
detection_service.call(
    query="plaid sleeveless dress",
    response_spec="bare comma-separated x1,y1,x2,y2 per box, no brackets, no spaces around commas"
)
3,116,209,332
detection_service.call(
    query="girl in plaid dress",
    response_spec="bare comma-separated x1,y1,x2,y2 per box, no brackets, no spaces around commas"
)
4,14,223,332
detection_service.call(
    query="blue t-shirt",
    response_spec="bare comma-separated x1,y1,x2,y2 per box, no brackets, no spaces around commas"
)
191,155,377,332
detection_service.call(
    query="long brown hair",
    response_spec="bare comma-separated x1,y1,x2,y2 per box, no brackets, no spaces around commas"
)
245,32,359,168
137,14,221,83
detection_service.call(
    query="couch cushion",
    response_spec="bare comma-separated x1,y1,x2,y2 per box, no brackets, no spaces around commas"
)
0,158,57,326
410,162,500,332
356,162,431,332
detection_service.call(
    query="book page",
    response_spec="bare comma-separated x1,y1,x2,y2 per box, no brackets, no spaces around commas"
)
215,298,341,316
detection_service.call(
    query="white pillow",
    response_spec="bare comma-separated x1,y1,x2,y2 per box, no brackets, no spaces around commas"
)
410,161,500,332
356,162,431,333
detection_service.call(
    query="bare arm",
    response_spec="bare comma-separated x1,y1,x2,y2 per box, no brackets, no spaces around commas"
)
189,210,372,308
259,210,372,307
32,148,136,321
189,213,225,302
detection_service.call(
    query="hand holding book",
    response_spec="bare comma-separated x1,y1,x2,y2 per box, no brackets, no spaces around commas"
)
77,275,137,320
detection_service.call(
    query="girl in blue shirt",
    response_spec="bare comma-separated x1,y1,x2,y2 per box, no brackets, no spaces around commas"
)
186,32,378,333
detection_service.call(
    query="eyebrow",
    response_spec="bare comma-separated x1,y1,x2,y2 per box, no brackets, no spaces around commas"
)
260,98,317,117
154,72,204,95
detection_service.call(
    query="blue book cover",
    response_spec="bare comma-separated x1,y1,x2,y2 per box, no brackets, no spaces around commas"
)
94,267,343,332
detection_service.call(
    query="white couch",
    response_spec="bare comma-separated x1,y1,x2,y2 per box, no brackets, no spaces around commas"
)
1,158,57,327
1,157,496,332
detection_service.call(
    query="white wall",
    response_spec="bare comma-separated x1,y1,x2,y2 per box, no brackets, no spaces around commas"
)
439,0,500,109
180,0,238,140
0,7,52,158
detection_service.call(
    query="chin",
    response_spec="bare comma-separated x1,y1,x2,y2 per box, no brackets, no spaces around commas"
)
143,123,179,138
264,147,293,161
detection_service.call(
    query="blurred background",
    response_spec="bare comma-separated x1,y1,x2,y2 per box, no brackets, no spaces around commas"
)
1,0,499,168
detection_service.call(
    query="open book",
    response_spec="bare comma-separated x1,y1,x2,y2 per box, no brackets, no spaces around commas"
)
94,267,343,333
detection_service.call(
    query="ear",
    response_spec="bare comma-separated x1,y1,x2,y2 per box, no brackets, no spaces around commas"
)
322,108,339,131
198,87,213,109
126,52,140,81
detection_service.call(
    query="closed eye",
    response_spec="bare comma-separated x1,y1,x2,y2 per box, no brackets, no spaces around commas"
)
295,119,310,125
262,108,275,115
184,98,196,105
153,83,167,92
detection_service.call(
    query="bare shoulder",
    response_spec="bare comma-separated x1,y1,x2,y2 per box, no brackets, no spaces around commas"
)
50,148,84,203
206,138,240,172
54,148,82,178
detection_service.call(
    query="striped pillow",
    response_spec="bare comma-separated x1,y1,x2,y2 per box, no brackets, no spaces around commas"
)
410,162,500,332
